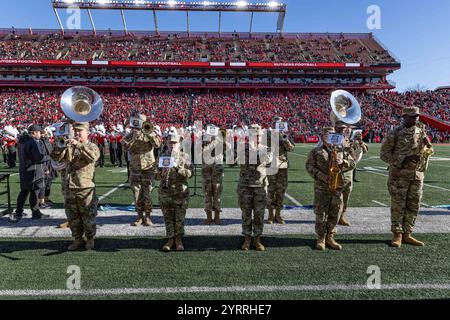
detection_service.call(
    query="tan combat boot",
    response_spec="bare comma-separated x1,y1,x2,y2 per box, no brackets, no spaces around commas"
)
326,233,343,250
204,210,213,225
338,212,350,226
132,214,144,227
254,236,266,251
143,213,153,226
214,210,221,225
67,239,85,251
316,235,326,251
275,209,285,224
85,238,95,250
267,207,275,224
162,237,174,252
58,221,70,229
402,233,425,246
241,235,252,251
391,232,403,247
175,235,184,251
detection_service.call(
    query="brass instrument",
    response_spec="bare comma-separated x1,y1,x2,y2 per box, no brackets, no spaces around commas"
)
329,148,343,193
61,86,103,122
328,90,362,192
142,121,154,134
417,145,434,172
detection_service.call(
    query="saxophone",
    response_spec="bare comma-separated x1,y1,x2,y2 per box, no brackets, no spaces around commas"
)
328,146,343,192
417,145,434,172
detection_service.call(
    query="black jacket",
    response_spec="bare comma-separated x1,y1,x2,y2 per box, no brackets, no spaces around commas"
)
18,134,47,191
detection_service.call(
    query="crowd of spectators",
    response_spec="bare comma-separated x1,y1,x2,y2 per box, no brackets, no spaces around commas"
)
1,88,448,143
0,33,397,64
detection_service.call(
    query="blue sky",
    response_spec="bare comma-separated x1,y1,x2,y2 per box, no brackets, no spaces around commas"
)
0,0,449,91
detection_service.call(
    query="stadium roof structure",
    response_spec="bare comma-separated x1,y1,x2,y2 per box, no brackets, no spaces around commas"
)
51,0,287,35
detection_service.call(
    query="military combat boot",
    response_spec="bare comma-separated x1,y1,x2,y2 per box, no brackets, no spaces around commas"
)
326,233,342,250
132,214,144,227
254,236,265,251
316,235,326,251
391,232,403,247
162,237,174,252
274,209,285,224
241,235,252,251
338,212,350,226
402,233,424,246
267,208,275,224
143,212,153,226
214,210,221,225
85,238,95,250
204,210,213,225
175,235,184,251
67,239,85,251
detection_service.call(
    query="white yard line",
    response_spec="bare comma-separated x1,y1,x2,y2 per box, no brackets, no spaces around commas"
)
289,152,307,158
285,193,303,207
1,283,450,297
98,183,126,202
363,168,450,192
372,200,388,207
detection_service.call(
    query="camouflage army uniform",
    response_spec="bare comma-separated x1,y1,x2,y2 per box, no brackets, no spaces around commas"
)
122,130,162,224
156,149,193,239
51,138,100,242
237,141,272,244
306,142,355,243
380,121,431,235
339,136,356,224
267,133,295,223
202,138,225,224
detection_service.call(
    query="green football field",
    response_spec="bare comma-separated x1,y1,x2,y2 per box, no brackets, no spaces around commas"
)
0,144,449,300
1,143,449,209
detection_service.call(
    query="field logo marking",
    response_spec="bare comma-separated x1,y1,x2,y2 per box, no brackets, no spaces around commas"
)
67,265,81,290
367,265,381,290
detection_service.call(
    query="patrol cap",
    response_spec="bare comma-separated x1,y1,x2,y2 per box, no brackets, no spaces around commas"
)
402,106,420,117
321,127,335,135
28,124,43,132
73,122,90,131
250,124,263,136
138,114,147,121
273,116,282,122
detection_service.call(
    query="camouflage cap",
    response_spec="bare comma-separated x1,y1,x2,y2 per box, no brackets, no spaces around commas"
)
321,127,335,135
273,116,282,122
402,106,420,117
73,122,90,131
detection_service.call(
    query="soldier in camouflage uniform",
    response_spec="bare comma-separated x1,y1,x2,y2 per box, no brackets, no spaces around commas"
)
333,121,355,226
237,124,273,251
380,106,432,247
306,127,356,250
202,125,225,225
51,122,100,251
266,116,295,224
122,114,162,226
156,133,193,252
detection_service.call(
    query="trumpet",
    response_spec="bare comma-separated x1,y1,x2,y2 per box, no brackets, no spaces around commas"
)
142,121,154,134
56,136,69,148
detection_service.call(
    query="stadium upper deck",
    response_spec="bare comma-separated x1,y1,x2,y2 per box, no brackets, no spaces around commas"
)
0,29,398,66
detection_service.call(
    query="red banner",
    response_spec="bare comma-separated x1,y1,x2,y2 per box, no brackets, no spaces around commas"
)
110,61,210,68
306,136,319,143
248,62,347,68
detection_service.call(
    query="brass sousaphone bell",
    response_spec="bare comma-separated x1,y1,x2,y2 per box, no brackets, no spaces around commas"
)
330,90,361,126
61,86,103,122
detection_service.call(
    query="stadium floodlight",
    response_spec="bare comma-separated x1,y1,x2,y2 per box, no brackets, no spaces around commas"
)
52,0,287,33
236,1,248,7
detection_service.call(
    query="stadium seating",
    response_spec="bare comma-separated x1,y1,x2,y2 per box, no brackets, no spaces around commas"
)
0,33,397,64
1,88,447,142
